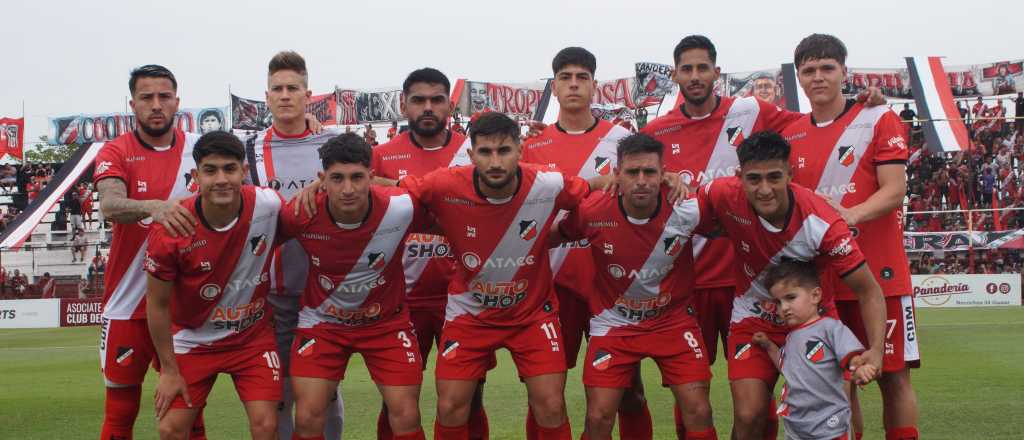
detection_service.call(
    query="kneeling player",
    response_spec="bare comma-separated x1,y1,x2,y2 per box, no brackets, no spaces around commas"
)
751,260,877,440
553,133,716,440
145,132,284,440
281,133,429,440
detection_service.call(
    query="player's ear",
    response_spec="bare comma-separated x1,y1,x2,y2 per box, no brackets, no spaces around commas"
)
305,89,312,99
317,170,325,182
811,286,823,303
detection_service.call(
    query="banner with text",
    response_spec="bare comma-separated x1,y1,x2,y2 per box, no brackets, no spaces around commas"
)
231,94,271,131
903,230,1024,252
0,117,25,159
60,298,103,327
48,107,229,145
462,81,547,119
945,59,1024,97
633,62,676,108
354,89,403,123
913,274,1021,308
0,299,60,328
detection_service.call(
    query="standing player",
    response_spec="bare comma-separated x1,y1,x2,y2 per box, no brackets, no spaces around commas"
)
399,112,596,439
783,34,919,440
693,131,886,440
552,133,716,440
283,134,429,440
371,68,492,440
246,50,346,440
145,132,283,440
520,47,644,438
94,64,208,440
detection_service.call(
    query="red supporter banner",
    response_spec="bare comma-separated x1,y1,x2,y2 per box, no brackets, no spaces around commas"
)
593,78,637,108
60,298,103,327
465,81,546,118
0,117,24,159
306,92,337,126
335,89,358,125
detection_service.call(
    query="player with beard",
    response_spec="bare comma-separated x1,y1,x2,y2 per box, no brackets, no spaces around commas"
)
94,64,209,440
520,47,649,440
783,34,918,440
246,51,346,440
370,68,491,440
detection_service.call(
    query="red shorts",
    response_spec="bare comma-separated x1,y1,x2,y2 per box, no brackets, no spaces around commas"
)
171,343,283,409
554,284,590,369
583,327,712,388
837,295,921,372
290,325,423,386
691,287,734,365
727,320,787,382
99,318,156,385
409,307,445,361
436,308,566,380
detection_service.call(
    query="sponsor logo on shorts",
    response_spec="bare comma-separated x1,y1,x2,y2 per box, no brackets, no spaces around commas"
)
519,219,538,241
838,146,856,167
592,350,612,371
441,340,459,360
805,340,826,363
594,156,612,176
250,234,268,256
734,343,752,360
199,283,221,301
116,346,134,366
367,252,386,271
297,337,316,358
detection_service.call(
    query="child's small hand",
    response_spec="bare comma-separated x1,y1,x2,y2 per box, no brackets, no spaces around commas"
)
751,332,772,349
849,355,878,385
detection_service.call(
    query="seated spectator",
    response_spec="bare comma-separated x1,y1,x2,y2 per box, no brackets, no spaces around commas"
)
37,272,56,299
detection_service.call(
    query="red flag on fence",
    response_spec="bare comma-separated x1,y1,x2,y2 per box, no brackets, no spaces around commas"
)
0,117,24,159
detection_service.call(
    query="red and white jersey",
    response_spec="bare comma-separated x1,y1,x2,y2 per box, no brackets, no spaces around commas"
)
372,130,472,311
522,120,630,289
279,187,429,331
93,129,200,320
696,178,866,332
144,186,283,354
641,96,802,289
784,102,911,299
247,126,344,298
400,163,590,326
559,189,701,337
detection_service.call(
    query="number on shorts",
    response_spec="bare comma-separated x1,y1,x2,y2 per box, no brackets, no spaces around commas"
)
262,351,281,369
397,331,413,348
886,319,898,339
540,322,558,340
684,331,700,349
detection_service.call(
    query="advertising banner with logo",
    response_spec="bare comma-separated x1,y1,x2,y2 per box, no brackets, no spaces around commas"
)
912,274,1021,308
0,299,60,328
60,298,104,327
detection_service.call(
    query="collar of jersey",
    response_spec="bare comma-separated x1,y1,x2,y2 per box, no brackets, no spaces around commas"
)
809,99,856,127
756,187,796,233
271,125,312,139
617,191,662,224
792,315,824,331
473,167,523,204
679,95,721,120
195,194,244,233
409,130,453,150
554,117,600,135
133,129,177,152
325,190,373,229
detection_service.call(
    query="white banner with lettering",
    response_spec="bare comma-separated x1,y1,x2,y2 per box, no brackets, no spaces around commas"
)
0,299,60,328
912,274,1022,308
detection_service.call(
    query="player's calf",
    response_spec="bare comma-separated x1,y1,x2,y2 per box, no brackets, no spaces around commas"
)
878,368,919,432
729,379,771,440
436,379,479,427
670,381,713,432
583,387,625,440
380,384,423,434
524,372,569,427
292,377,340,437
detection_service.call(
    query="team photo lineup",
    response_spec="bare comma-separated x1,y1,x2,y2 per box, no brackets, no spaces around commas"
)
82,32,925,440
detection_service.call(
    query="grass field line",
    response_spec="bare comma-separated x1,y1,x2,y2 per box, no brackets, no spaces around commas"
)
0,344,97,351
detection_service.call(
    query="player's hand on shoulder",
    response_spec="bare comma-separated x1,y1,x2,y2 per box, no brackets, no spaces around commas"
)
663,172,691,204
154,370,191,419
151,198,197,238
858,87,887,108
293,180,322,218
525,120,547,138
305,113,324,134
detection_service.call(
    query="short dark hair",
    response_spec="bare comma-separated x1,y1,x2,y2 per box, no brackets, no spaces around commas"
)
673,35,717,66
129,64,177,95
402,68,451,95
193,131,245,164
616,133,663,165
469,112,520,147
552,47,597,76
763,259,821,291
793,34,847,67
268,51,308,87
199,109,222,123
737,131,791,166
318,133,372,169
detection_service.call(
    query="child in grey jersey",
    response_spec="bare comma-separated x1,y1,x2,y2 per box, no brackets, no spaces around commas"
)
752,260,878,440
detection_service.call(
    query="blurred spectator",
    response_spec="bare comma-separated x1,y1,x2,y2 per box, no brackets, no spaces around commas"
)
71,228,87,263
387,121,398,140
899,103,917,130
364,123,377,146
1016,92,1024,135
66,188,84,232
0,164,16,193
37,272,55,298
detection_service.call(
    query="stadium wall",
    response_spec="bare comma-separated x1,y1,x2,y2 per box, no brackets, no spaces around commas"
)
0,298,102,329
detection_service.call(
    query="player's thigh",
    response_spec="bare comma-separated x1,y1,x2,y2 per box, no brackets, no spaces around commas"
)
377,384,422,417
668,380,712,412
158,407,201,437
434,322,501,381
584,386,626,417
729,378,773,416
290,330,353,382
228,346,285,405
291,376,341,414
506,315,567,378
99,318,155,386
360,327,424,386
522,372,567,406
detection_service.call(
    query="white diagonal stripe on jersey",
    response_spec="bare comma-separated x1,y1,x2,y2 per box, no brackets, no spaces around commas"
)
699,97,761,186
730,214,830,325
298,194,416,328
447,136,474,168
173,188,281,353
812,106,888,204
102,135,199,320
446,170,564,321
590,198,701,336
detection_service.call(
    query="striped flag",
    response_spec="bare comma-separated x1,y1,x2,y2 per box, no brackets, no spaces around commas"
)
780,63,811,114
905,56,971,153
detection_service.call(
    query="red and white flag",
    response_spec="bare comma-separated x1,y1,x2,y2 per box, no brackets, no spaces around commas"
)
905,56,971,152
0,117,24,159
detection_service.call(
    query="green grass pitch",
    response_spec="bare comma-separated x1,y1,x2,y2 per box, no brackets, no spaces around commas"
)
1,307,1021,439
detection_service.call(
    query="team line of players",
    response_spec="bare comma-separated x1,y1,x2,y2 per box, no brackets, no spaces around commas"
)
93,33,920,440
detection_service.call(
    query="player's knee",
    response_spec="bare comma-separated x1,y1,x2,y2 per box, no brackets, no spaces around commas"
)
248,413,278,438
686,399,713,424
436,394,469,420
294,404,327,432
733,402,766,429
157,420,189,440
388,400,422,428
529,392,566,417
585,406,616,432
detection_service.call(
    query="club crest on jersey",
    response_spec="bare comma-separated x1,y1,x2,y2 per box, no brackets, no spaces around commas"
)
805,340,826,363
199,283,221,301
734,343,753,360
250,234,268,256
594,156,612,176
726,126,745,146
462,252,481,270
838,146,856,167
367,252,386,271
442,340,459,360
519,220,538,241
592,350,612,371
116,346,134,366
663,235,684,256
318,275,334,291
297,337,316,358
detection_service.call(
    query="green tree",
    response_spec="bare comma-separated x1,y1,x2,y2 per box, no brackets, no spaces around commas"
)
23,136,79,164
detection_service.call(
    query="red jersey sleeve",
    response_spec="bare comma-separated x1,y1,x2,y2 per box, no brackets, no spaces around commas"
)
370,148,383,175
93,141,128,184
279,195,311,241
557,197,596,241
758,99,804,132
818,221,866,279
398,169,441,209
408,193,435,234
694,181,723,236
555,174,591,211
871,112,910,165
144,226,180,282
